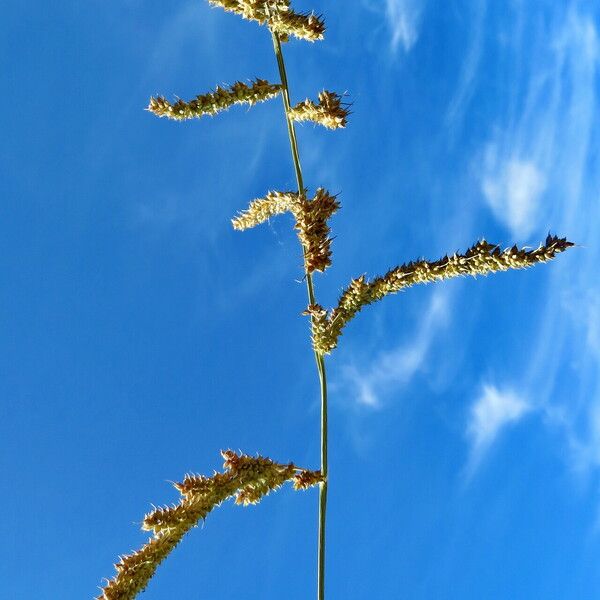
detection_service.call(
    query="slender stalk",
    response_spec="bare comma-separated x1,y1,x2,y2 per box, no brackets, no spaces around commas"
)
269,29,328,600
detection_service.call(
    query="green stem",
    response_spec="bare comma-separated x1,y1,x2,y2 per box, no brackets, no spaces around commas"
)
269,30,328,600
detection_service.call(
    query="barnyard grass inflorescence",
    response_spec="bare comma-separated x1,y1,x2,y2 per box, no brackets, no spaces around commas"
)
147,79,282,121
98,451,322,600
308,235,574,354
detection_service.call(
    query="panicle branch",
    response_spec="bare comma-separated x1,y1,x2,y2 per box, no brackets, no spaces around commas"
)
232,190,301,230
208,0,325,41
98,451,323,600
308,235,574,354
290,91,350,129
232,188,340,273
148,79,282,121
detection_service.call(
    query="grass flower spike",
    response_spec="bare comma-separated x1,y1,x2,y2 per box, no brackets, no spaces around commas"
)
233,188,340,273
231,190,300,230
308,235,573,354
98,451,322,600
293,188,340,273
267,9,326,42
290,91,349,129
148,79,282,121
208,0,325,41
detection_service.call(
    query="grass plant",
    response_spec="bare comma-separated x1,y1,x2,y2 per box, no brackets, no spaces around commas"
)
97,2,573,598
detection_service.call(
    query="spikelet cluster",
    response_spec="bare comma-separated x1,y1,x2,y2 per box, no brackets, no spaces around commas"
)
148,79,282,121
232,190,300,230
308,235,573,354
268,9,325,42
208,0,287,32
293,188,340,272
292,468,326,490
290,91,349,129
98,451,322,600
208,0,325,42
233,188,339,273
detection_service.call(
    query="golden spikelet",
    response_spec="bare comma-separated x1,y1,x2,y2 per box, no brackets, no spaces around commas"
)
208,0,325,42
235,461,296,505
98,451,321,600
147,79,282,121
233,188,340,273
308,235,574,355
231,190,300,230
100,532,185,600
293,188,340,273
304,303,338,355
293,468,325,490
290,91,349,129
208,0,288,24
268,9,326,42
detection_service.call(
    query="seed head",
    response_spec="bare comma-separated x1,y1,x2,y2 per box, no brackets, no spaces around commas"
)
208,0,325,42
293,469,325,490
98,451,321,600
290,91,349,129
233,188,340,274
309,235,574,354
147,79,282,121
231,190,300,230
268,9,325,42
293,188,340,273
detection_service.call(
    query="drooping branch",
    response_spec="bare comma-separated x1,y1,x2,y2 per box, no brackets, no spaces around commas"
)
98,451,323,600
232,190,301,230
307,235,574,354
147,79,282,121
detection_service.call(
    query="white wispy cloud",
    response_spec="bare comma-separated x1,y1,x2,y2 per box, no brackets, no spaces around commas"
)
552,285,600,478
145,2,217,76
466,385,531,476
385,0,423,53
583,292,600,357
445,0,487,131
338,289,449,409
519,8,600,481
481,154,546,239
468,6,600,492
477,7,598,242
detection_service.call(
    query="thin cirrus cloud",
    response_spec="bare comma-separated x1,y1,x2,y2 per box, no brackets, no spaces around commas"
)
472,7,600,483
478,6,598,242
337,288,450,409
516,7,598,463
385,0,423,53
465,385,531,477
341,4,599,489
481,153,547,240
445,0,488,132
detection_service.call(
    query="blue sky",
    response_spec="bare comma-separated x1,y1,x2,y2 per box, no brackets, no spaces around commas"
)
2,0,600,598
